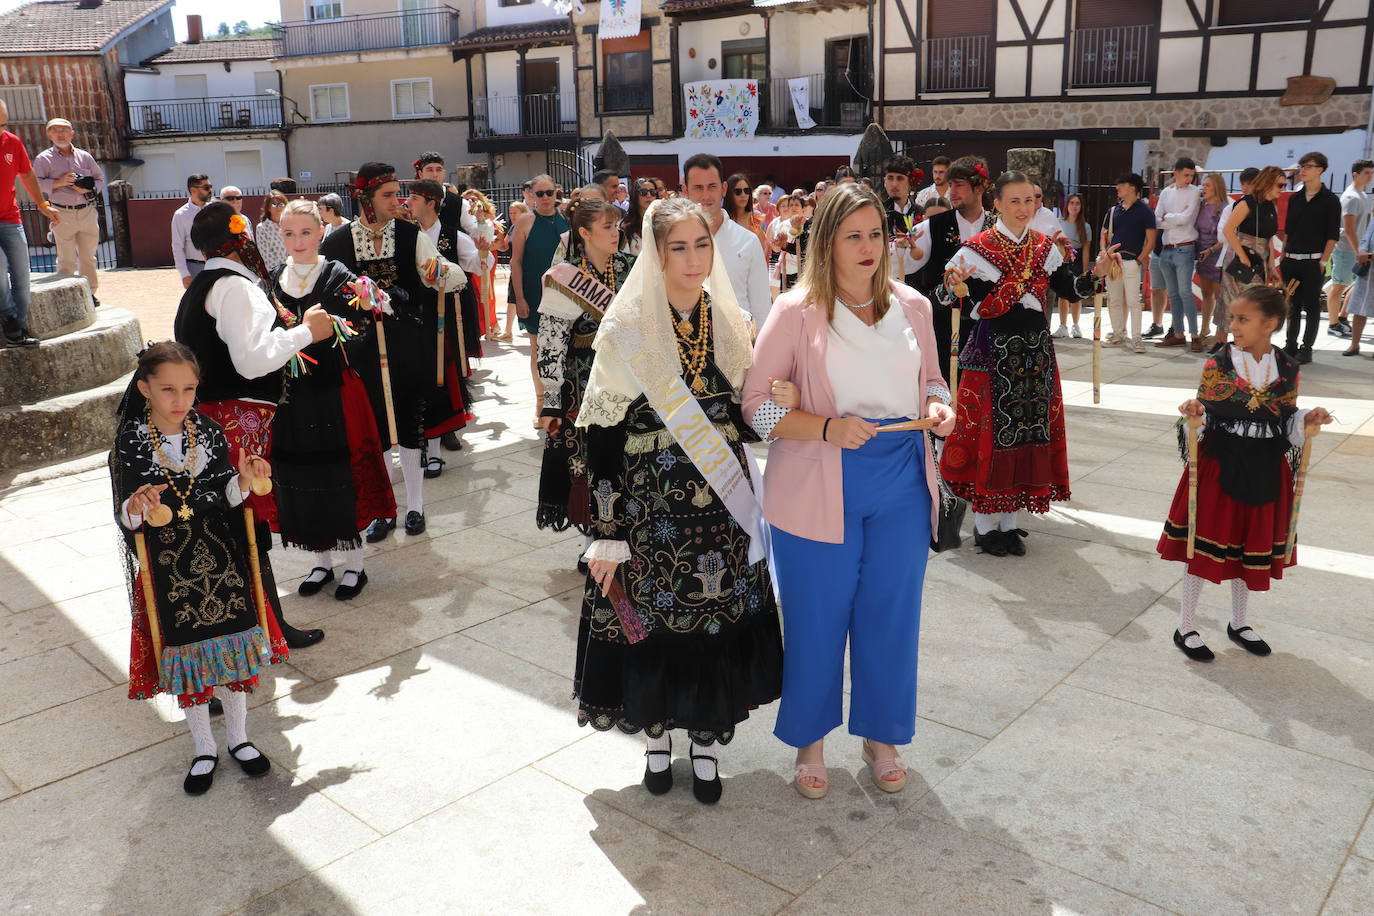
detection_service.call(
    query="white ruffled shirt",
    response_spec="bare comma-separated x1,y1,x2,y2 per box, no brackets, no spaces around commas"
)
944,220,1066,319
202,257,314,393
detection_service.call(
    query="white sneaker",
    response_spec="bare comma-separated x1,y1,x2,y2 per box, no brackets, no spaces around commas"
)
1071,323,1082,338
1132,338,1146,353
1102,335,1124,348
1052,325,1069,339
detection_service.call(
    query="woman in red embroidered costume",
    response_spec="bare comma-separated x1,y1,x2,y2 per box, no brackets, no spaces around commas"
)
1157,286,1333,661
111,343,285,795
937,171,1115,556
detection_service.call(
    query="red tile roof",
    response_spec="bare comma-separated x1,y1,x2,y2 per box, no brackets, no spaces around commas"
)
0,0,172,54
144,37,282,64
451,18,571,52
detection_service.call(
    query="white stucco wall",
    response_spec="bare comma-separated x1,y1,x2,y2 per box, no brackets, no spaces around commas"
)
128,137,288,193
125,59,280,101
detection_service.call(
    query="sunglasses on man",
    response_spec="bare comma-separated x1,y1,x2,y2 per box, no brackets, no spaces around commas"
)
221,195,242,201
534,189,557,198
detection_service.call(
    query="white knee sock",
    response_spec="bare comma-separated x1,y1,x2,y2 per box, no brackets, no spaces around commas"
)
690,740,718,781
339,543,366,589
974,512,999,535
998,511,1021,532
398,446,424,515
184,703,217,775
645,731,671,773
427,438,441,459
1230,579,1260,638
306,552,333,584
1178,574,1206,648
216,687,259,760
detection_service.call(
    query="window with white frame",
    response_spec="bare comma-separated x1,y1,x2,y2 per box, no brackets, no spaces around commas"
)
308,1,342,21
392,79,432,119
310,84,349,121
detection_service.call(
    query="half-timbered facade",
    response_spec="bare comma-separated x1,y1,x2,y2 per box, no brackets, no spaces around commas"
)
875,0,1374,184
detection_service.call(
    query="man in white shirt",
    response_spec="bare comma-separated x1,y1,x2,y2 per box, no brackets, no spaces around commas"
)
1031,184,1062,238
1329,158,1373,336
33,118,105,302
914,156,951,208
407,181,479,273
682,153,771,326
172,173,214,289
1152,157,1203,348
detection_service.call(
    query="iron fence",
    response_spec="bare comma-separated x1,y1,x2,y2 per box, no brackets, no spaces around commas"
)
19,196,119,273
1070,24,1156,88
760,73,868,131
597,84,654,114
127,96,284,136
278,7,460,58
472,92,577,139
923,35,992,93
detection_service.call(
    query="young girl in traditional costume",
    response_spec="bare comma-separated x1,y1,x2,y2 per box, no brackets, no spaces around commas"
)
576,199,783,805
1158,285,1333,660
535,197,634,533
113,342,285,795
938,171,1113,557
272,199,397,601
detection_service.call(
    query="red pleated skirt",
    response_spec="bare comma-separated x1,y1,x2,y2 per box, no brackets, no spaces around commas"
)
196,399,278,529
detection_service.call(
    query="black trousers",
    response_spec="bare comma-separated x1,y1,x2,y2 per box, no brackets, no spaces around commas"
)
1281,257,1324,349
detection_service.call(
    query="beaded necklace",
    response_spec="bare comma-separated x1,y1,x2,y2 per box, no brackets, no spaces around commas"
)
673,290,711,393
580,251,617,293
146,410,198,521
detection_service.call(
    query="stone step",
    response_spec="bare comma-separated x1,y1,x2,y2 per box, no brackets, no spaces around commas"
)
0,308,141,408
28,274,96,341
0,373,129,473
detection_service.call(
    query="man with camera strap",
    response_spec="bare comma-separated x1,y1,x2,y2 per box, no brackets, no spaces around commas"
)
34,117,105,306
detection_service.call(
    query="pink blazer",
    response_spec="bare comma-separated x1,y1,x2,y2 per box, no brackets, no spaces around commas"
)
742,282,949,544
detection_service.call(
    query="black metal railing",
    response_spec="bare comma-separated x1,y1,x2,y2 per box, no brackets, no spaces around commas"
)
278,7,460,58
760,73,868,131
19,196,118,272
472,92,576,138
598,84,654,114
1070,24,1156,88
127,96,284,136
923,35,992,92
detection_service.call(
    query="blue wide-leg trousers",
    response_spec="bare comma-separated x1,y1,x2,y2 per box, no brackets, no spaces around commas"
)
771,426,932,748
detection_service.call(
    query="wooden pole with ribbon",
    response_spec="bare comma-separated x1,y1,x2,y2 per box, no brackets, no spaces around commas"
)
435,296,446,386
1284,425,1317,564
452,290,470,377
1092,290,1103,404
1185,414,1202,559
133,531,165,672
241,473,275,639
376,319,398,447
949,305,961,403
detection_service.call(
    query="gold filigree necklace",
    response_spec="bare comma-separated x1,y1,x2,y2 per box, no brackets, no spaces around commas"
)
147,411,199,521
673,290,711,393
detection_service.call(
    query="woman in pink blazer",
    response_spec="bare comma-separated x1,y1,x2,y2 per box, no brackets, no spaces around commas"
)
742,183,954,800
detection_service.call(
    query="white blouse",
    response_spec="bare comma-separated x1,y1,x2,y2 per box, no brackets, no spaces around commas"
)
825,296,924,420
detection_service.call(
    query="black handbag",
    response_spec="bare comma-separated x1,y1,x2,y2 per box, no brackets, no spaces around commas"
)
1223,198,1264,284
927,432,967,552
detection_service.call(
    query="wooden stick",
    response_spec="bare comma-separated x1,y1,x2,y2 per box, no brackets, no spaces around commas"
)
241,503,274,639
1284,425,1318,563
436,300,446,385
1185,414,1202,559
134,531,165,674
950,305,961,402
877,417,941,432
376,319,397,447
1092,290,1103,405
452,290,470,377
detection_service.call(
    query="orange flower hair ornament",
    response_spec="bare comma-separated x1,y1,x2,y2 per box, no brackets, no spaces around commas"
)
207,211,270,279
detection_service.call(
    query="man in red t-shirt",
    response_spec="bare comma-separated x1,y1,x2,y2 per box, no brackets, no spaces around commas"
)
0,99,62,347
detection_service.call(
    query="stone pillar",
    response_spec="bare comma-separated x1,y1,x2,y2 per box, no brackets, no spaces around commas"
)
107,180,134,269
1006,148,1056,192
854,123,894,183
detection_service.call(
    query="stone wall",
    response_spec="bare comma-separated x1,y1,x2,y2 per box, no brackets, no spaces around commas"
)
880,93,1372,164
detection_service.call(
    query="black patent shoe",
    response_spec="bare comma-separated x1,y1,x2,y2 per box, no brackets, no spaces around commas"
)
974,529,1008,557
334,570,368,601
441,431,462,451
423,457,445,479
297,567,334,596
1173,629,1215,662
208,696,223,716
690,751,722,805
1004,528,1028,556
365,517,395,543
1296,345,1313,364
183,755,218,795
228,742,271,777
404,510,426,535
643,737,673,796
1227,624,1272,656
283,624,325,648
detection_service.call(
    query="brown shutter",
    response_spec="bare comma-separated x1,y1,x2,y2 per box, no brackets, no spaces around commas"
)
1218,0,1316,26
928,0,994,39
1076,0,1158,29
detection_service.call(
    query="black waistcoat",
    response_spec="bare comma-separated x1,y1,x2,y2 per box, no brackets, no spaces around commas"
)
173,267,282,405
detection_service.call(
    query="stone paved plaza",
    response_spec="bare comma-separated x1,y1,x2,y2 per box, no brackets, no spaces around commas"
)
1,270,1372,915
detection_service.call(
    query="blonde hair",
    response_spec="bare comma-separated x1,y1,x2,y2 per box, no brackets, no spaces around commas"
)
797,182,894,322
281,198,323,224
649,197,713,253
1202,172,1228,205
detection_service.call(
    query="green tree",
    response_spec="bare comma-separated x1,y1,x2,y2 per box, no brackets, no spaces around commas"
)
231,20,250,35
216,22,230,36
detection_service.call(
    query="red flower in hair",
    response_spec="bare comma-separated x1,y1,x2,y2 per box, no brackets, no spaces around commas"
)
412,158,423,172
973,164,988,180
910,168,925,184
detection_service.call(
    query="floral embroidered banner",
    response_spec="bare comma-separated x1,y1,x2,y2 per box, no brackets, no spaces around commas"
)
597,0,640,40
787,77,816,130
683,80,760,141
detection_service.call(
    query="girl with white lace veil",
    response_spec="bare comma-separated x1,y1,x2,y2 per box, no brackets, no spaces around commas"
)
574,198,783,805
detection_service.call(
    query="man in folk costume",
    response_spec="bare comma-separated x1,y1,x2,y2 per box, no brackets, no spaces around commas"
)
414,150,479,237
936,171,1115,557
406,178,483,478
912,155,998,382
173,202,335,648
320,162,467,540
882,155,926,287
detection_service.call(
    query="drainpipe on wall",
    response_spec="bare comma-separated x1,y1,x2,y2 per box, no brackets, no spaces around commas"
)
1366,86,1374,160
277,68,292,182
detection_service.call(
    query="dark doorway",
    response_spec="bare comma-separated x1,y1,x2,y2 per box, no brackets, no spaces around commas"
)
825,36,869,129
522,58,559,135
1077,139,1135,232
